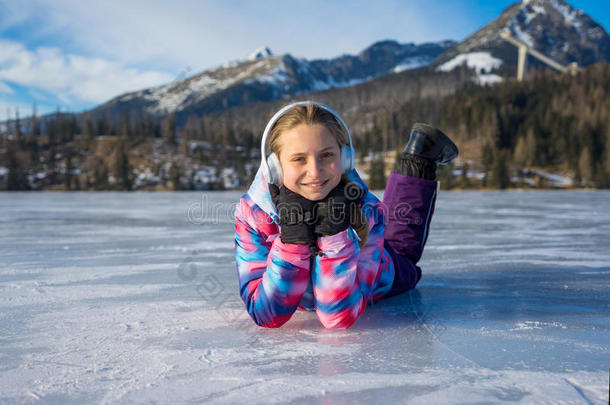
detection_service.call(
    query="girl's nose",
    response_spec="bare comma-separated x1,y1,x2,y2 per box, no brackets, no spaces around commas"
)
307,159,321,177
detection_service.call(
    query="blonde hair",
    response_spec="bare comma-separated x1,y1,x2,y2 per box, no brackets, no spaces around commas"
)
266,103,369,247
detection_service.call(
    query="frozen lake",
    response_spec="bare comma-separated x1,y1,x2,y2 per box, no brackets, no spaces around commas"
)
1,190,609,404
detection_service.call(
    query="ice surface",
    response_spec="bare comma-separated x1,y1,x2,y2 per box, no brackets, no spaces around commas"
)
1,191,609,404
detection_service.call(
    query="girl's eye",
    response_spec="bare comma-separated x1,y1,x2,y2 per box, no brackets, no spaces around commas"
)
323,152,335,158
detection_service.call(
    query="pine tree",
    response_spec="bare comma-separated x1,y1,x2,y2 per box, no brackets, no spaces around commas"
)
54,108,63,144
93,158,109,190
97,114,110,136
114,137,133,191
489,149,511,189
602,127,610,188
162,113,177,146
46,117,57,185
368,154,386,190
65,148,73,190
31,104,41,137
169,162,182,190
460,162,470,188
213,155,227,190
437,163,455,189
481,141,494,187
14,108,22,148
578,147,592,186
371,120,382,152
82,112,94,143
119,116,130,139
6,144,30,190
513,128,536,168
241,129,254,158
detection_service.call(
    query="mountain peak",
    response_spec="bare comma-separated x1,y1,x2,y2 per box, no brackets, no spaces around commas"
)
434,0,610,78
246,47,273,61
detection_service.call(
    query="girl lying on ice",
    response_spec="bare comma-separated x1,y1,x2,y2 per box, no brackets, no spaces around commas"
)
234,101,457,329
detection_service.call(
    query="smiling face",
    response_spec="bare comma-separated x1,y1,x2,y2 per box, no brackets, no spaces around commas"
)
277,124,343,201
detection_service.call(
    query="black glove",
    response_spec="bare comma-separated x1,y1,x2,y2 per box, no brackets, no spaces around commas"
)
395,154,437,180
313,180,366,237
269,183,317,245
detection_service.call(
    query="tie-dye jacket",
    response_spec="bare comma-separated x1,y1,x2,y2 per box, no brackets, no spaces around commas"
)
234,166,395,329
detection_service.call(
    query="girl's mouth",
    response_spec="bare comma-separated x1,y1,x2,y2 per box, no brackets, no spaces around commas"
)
303,179,328,189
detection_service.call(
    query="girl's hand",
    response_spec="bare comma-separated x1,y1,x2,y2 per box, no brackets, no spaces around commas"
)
269,183,317,245
312,180,365,237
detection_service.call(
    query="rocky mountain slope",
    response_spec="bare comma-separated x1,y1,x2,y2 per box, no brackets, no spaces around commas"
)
433,0,610,83
92,40,455,123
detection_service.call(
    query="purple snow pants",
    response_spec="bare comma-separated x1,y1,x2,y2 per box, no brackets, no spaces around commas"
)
381,172,438,298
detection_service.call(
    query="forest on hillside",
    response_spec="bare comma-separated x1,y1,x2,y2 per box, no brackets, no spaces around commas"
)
1,63,608,191
366,62,610,189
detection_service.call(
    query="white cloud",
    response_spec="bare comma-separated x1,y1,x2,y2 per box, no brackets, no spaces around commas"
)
0,0,492,115
0,80,13,94
0,0,477,72
0,39,174,106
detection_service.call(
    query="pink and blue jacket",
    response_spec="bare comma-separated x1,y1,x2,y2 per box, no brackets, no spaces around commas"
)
234,166,396,329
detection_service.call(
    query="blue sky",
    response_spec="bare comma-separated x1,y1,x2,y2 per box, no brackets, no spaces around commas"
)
0,0,608,120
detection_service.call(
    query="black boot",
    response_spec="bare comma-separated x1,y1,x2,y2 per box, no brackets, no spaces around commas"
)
395,123,458,180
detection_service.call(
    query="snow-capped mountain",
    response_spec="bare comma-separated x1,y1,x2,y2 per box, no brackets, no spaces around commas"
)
88,0,609,122
246,47,273,61
434,0,610,82
92,40,455,121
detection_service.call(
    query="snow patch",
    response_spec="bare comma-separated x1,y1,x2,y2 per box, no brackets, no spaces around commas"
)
512,24,534,48
520,0,546,25
530,170,574,187
548,0,583,29
477,73,503,86
248,60,289,85
392,55,433,73
437,52,503,74
510,321,568,331
146,57,284,113
587,27,604,41
222,59,241,69
247,47,273,61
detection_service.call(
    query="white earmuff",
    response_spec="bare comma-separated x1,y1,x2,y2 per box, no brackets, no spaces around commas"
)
261,101,355,185
266,152,283,185
341,144,353,173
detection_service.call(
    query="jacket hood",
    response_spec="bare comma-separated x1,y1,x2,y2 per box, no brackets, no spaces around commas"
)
246,164,371,223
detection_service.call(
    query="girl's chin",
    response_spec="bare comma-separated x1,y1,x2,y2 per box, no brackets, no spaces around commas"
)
300,188,329,201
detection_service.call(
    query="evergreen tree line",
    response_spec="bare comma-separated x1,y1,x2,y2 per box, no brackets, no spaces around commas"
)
357,63,610,188
436,63,610,188
0,106,259,190
2,63,608,190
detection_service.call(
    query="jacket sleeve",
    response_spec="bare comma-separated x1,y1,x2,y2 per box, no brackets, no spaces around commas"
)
311,200,386,329
234,198,312,328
